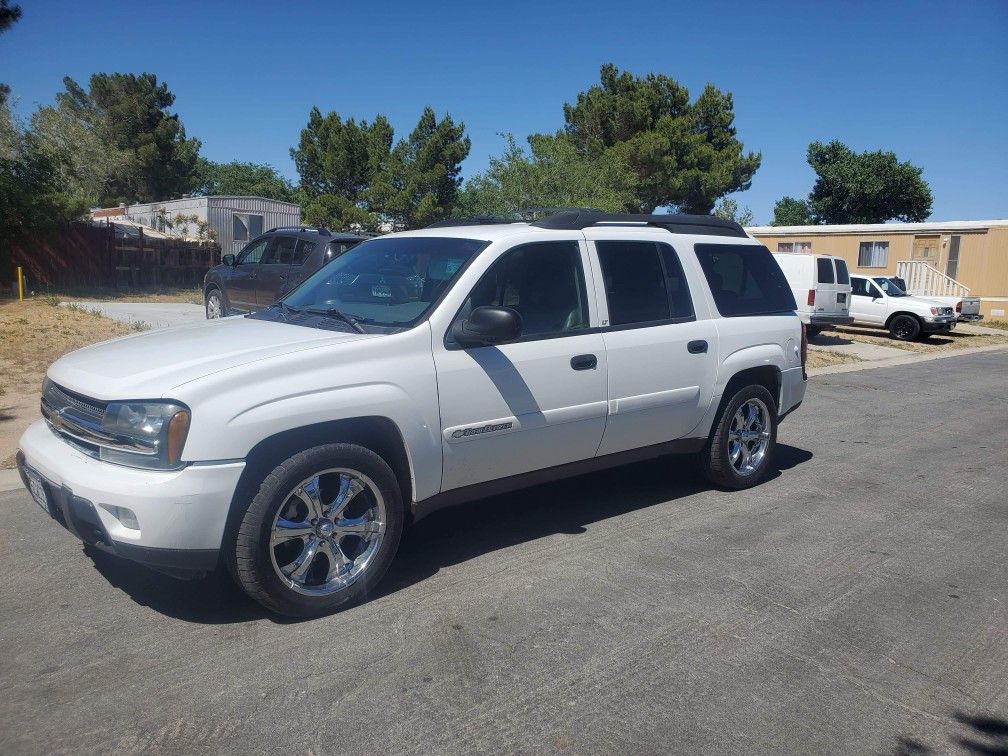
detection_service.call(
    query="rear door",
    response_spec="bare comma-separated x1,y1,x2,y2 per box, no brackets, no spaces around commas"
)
585,231,718,455
813,256,849,318
286,237,320,293
255,235,297,305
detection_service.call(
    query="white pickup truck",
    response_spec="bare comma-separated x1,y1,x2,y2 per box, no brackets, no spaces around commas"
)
17,211,807,617
887,276,982,322
849,275,957,340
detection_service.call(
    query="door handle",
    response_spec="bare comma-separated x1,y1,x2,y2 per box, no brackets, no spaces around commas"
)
570,354,597,370
687,340,708,354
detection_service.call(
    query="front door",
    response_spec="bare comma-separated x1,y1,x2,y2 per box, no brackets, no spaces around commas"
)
256,236,297,306
228,237,270,312
585,234,718,455
433,240,608,491
912,235,941,267
850,277,887,325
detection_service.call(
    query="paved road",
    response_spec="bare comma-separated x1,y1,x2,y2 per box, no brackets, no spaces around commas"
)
64,301,206,329
1,353,1006,755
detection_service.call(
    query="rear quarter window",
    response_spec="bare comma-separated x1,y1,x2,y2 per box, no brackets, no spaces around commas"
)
694,243,797,317
835,258,850,284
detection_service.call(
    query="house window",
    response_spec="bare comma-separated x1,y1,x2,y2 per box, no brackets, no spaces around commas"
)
858,241,889,268
232,213,264,242
777,241,812,254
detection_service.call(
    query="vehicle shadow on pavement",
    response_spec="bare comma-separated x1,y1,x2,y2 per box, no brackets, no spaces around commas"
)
82,443,813,624
889,711,1008,755
378,443,813,599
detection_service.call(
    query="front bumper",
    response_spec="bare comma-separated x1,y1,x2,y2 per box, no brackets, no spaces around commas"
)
958,314,983,322
17,420,244,578
921,315,956,332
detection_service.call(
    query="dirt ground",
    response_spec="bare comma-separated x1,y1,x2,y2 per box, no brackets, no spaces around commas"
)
0,298,136,467
55,287,203,305
806,348,862,370
818,323,1008,352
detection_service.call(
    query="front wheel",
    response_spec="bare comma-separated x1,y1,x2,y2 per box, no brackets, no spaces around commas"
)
889,314,920,341
702,385,778,490
205,289,225,319
230,444,404,618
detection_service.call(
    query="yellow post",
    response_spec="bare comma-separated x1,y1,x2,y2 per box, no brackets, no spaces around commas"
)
17,266,23,302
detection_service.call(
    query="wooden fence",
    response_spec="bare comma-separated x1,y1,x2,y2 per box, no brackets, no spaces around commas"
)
12,221,220,291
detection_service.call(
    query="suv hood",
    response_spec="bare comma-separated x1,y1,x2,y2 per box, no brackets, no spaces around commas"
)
48,316,372,401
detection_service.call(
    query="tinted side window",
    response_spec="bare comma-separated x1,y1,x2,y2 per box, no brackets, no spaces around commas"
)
835,259,850,284
293,239,316,266
597,241,670,326
326,241,354,261
816,257,835,284
850,278,869,296
463,241,588,338
237,238,269,266
262,236,296,265
694,243,797,317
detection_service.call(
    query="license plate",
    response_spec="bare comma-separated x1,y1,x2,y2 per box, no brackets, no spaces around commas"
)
24,466,50,514
837,293,846,303
371,284,392,298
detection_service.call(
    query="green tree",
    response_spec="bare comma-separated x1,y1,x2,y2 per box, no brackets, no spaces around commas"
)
457,132,634,217
805,140,932,223
561,64,761,214
713,196,754,226
193,158,295,202
56,73,201,205
0,1,21,106
290,107,393,230
374,107,470,229
0,103,85,277
771,196,814,226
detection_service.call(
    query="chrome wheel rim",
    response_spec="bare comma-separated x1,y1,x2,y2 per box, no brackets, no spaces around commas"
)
206,293,222,319
727,398,771,476
269,468,386,596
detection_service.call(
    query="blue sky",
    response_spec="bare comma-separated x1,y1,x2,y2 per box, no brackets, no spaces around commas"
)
2,0,1006,223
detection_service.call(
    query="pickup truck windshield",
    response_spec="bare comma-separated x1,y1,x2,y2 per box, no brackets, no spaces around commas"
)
281,236,486,328
873,277,908,297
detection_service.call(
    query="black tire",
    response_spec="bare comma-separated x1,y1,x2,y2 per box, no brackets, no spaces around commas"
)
205,288,225,319
888,314,920,341
229,443,404,618
807,326,822,338
701,384,778,490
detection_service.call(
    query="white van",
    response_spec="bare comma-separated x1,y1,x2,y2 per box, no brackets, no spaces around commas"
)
773,253,854,336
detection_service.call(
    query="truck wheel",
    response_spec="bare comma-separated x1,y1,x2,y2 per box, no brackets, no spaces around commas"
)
889,314,920,341
806,326,822,339
205,288,225,319
231,443,404,618
702,385,778,490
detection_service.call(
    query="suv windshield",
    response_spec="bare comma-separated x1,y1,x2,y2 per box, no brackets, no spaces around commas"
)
281,236,486,328
873,277,907,297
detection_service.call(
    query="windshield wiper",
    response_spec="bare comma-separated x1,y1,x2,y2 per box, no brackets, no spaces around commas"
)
305,307,366,333
275,301,303,320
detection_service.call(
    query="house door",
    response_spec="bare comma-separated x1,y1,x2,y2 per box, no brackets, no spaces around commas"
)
911,235,941,267
945,235,961,280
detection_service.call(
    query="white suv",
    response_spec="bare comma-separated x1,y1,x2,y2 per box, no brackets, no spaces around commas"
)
849,275,957,340
17,211,807,617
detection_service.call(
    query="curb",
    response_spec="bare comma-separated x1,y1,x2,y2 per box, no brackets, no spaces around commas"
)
809,342,1008,377
0,467,24,493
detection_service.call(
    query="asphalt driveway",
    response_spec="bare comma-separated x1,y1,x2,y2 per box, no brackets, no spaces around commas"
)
0,352,1006,755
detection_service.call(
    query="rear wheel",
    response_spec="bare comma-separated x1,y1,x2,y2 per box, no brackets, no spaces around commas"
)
230,443,404,618
205,289,225,319
889,314,920,341
806,326,822,338
702,385,778,490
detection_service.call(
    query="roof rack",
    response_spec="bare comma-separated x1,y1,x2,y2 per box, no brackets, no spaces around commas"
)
267,225,332,235
425,216,522,228
532,210,746,237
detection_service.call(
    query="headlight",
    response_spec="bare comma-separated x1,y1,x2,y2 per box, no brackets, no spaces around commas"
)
930,307,940,315
100,401,191,469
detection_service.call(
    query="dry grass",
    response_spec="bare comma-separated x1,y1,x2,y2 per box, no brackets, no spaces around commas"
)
55,287,203,305
818,324,1008,353
982,320,1008,331
0,299,135,468
806,349,862,371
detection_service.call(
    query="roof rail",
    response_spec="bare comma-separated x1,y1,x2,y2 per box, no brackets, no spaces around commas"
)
532,210,747,237
267,225,332,235
425,216,522,228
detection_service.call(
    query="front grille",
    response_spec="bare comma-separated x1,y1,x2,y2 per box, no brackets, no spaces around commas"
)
44,382,106,421
41,381,107,459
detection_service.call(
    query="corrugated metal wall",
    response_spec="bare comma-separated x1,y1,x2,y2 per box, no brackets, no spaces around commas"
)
207,197,301,256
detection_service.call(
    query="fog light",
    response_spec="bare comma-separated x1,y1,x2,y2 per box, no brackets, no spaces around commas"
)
101,504,140,530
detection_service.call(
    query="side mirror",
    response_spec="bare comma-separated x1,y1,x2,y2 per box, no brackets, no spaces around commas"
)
222,253,236,267
871,292,881,300
453,306,522,347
